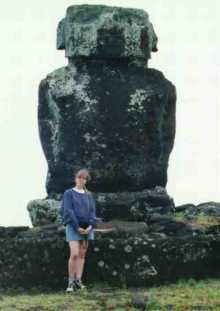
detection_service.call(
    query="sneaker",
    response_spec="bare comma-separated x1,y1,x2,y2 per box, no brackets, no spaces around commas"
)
74,279,87,290
66,281,76,292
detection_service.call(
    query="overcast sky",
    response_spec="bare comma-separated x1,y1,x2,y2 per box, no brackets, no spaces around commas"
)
0,0,219,227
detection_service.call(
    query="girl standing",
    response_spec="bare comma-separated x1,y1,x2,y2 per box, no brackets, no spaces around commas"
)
59,168,97,292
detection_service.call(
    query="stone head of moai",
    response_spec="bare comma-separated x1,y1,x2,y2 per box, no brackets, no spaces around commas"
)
38,4,176,196
56,4,158,61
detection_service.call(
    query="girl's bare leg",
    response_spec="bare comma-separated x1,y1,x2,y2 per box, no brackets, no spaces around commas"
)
68,241,80,278
75,241,89,279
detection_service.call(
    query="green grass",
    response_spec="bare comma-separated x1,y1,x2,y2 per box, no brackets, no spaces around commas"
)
173,212,220,227
149,278,220,310
1,278,220,310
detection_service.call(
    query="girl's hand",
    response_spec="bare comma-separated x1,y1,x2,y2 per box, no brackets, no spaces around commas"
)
78,227,87,234
84,225,92,234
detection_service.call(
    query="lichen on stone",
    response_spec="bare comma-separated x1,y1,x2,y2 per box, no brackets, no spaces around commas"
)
124,244,133,253
124,263,130,269
128,89,148,113
97,260,105,267
109,244,116,249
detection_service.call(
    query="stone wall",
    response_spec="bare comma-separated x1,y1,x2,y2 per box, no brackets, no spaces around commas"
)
1,225,220,289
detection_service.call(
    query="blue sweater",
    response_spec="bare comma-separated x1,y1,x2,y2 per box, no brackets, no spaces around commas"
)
59,188,97,231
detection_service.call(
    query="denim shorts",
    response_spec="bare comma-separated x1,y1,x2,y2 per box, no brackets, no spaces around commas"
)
65,223,95,241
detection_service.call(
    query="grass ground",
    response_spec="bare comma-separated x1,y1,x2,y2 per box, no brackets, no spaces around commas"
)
0,278,220,310
173,212,220,228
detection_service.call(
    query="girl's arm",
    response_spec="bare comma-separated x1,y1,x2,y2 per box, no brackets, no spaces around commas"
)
63,190,80,231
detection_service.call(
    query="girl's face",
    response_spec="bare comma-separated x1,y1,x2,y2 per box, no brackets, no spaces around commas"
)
75,174,88,188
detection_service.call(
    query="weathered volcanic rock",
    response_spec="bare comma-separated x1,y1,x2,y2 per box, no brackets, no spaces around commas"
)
174,202,220,218
38,4,176,195
57,4,158,59
27,185,175,226
1,224,220,289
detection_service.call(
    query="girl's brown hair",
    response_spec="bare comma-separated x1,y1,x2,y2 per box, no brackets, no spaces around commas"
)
74,168,91,194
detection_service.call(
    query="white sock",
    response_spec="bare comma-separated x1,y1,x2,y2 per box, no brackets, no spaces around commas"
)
68,276,76,283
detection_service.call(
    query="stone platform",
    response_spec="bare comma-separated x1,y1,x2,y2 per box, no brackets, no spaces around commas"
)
1,211,220,290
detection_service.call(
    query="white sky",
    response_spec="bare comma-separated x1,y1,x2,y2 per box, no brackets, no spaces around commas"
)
0,0,219,227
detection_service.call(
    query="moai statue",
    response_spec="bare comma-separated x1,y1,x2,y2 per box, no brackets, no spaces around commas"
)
28,4,176,226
